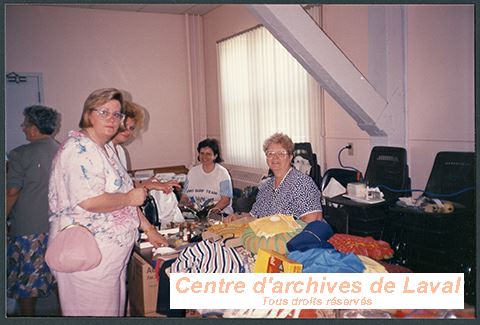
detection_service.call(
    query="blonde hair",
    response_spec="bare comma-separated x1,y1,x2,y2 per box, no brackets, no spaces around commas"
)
78,88,124,128
263,132,294,154
122,100,145,131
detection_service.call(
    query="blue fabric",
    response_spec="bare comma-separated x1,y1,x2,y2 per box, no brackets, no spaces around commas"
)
286,220,334,252
7,233,56,299
288,248,365,273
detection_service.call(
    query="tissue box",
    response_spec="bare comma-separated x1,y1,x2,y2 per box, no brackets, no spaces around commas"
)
347,182,367,198
254,248,303,273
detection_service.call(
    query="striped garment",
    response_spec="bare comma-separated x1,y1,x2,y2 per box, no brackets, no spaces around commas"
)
171,240,245,273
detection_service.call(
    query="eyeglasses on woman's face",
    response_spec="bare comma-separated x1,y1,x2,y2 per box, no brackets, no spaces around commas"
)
265,150,289,159
90,108,125,122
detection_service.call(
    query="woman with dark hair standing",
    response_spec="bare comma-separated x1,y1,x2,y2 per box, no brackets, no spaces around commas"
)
7,105,60,316
181,138,233,214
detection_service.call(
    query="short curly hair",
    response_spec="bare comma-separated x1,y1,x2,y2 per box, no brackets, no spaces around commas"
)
23,105,59,135
122,100,145,131
262,132,294,155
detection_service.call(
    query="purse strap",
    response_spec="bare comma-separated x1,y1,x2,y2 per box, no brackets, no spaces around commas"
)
61,222,91,233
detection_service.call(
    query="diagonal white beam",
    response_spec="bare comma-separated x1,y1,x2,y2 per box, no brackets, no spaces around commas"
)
247,4,388,137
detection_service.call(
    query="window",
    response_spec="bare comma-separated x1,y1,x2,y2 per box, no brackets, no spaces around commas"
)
217,26,323,169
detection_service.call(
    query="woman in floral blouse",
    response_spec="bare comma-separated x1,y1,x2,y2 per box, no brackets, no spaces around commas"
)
48,88,166,316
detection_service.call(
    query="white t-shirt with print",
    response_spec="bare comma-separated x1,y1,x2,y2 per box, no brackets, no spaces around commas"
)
183,163,233,214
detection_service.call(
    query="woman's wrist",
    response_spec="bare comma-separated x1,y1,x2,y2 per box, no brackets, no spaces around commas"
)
144,223,156,235
211,206,222,213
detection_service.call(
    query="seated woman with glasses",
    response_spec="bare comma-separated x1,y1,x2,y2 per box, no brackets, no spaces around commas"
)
225,132,323,224
180,138,234,215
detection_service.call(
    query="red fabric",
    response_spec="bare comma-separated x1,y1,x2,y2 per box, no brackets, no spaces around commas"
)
154,259,161,282
328,233,394,260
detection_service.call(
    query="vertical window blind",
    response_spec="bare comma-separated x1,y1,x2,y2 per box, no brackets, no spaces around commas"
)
217,26,323,169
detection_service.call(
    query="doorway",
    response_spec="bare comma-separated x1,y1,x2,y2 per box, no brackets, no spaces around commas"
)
5,72,43,154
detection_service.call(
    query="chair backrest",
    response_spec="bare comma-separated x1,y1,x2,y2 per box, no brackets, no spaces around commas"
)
320,168,359,192
293,142,315,164
292,142,322,188
364,146,410,200
424,151,475,208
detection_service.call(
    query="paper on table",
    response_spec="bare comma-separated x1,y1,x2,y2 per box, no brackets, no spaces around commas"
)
342,194,385,204
155,172,176,181
132,169,154,182
153,246,178,256
174,173,187,183
322,177,346,198
140,227,179,240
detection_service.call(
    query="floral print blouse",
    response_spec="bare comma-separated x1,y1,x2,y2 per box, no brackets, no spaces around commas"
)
48,130,139,247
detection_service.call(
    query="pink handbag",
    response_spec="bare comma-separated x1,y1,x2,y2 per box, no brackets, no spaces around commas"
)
45,223,102,273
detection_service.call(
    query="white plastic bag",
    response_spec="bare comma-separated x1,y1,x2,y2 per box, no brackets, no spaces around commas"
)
149,190,184,226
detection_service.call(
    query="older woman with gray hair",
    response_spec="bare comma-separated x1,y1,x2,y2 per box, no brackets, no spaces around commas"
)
226,132,323,223
7,105,60,316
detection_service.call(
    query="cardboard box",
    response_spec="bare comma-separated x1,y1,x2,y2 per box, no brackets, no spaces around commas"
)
129,302,166,317
128,251,159,315
254,248,303,273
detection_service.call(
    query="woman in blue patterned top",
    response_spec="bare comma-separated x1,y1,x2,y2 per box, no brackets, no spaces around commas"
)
226,133,323,223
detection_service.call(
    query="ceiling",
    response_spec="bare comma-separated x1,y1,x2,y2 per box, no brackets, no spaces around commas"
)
40,4,222,16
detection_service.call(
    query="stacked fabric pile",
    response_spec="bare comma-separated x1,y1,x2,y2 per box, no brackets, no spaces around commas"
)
242,214,305,255
284,221,390,273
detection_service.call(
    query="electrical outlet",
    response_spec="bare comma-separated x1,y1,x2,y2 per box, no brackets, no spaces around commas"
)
347,143,354,156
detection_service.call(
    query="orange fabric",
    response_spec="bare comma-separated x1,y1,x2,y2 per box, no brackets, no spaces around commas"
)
328,233,394,260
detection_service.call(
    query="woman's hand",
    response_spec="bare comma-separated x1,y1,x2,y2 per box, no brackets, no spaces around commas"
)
300,212,323,223
179,194,194,208
137,208,167,248
223,214,238,223
209,207,222,215
145,228,168,248
143,179,181,194
127,188,148,206
225,212,255,223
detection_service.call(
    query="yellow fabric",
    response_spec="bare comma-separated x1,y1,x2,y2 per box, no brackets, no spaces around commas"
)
358,255,388,273
242,220,305,255
207,223,249,238
249,214,301,239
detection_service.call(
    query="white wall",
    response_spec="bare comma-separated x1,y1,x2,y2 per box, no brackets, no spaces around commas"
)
406,5,474,189
6,4,474,189
322,5,372,174
203,4,474,190
6,5,193,170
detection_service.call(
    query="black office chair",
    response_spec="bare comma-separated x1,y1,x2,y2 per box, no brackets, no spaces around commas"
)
422,151,475,208
320,168,361,192
292,142,322,188
364,146,411,201
320,168,360,234
322,146,411,239
384,151,475,303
